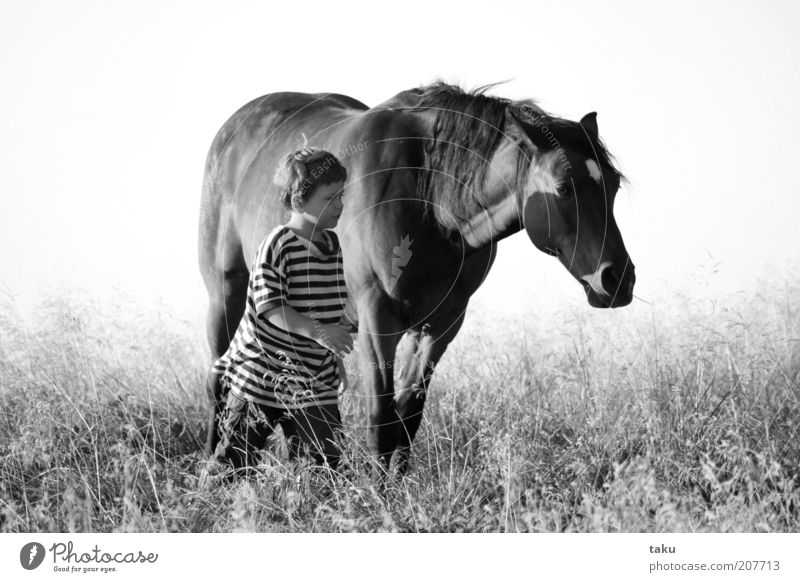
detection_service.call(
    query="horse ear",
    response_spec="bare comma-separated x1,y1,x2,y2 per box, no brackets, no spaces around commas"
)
504,109,536,149
580,112,599,140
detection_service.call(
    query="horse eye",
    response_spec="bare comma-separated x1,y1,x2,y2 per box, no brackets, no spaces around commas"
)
555,183,573,197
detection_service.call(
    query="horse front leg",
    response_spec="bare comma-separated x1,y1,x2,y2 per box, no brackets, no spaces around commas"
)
357,298,405,472
393,307,467,475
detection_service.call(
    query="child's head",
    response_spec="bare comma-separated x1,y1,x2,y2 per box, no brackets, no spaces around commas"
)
275,148,347,225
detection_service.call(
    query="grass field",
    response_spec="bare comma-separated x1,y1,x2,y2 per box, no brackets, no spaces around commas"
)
1,276,798,532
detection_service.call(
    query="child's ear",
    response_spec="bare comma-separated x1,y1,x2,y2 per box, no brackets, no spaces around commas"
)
291,193,304,212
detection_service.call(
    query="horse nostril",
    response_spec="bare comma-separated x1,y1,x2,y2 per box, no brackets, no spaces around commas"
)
601,267,621,296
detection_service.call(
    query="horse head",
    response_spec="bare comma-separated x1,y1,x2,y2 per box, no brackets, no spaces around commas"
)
504,109,635,308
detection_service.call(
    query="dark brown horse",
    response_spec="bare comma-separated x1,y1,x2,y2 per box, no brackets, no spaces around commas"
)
198,82,635,472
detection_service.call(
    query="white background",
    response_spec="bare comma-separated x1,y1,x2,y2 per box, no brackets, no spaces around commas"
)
1,0,798,319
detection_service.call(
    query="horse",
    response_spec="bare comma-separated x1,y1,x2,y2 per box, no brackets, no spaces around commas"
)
197,81,635,473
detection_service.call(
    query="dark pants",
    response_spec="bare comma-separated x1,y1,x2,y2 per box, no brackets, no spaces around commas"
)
211,386,343,472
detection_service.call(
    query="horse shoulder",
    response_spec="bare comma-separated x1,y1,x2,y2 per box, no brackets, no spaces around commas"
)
350,109,424,181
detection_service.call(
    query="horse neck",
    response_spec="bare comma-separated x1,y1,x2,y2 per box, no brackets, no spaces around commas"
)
429,133,528,251
453,190,523,250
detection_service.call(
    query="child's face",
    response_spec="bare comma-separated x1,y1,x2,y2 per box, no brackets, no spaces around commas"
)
302,180,345,228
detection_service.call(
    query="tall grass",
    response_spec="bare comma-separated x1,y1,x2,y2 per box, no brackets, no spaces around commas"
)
0,276,798,532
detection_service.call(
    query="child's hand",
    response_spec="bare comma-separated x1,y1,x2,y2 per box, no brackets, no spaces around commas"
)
314,324,354,357
337,357,349,394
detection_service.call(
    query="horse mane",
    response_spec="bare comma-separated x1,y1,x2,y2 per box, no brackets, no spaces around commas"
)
408,80,624,234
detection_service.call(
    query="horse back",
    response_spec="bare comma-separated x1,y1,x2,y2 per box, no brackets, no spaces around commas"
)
205,91,368,200
200,92,370,265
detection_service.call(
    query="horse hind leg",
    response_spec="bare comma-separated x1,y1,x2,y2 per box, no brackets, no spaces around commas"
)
202,266,249,455
393,309,466,475
198,153,252,454
205,268,249,358
391,329,427,474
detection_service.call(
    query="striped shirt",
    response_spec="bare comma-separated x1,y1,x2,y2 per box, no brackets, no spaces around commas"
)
211,224,348,409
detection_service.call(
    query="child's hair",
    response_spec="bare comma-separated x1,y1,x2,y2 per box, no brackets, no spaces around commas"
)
274,147,347,211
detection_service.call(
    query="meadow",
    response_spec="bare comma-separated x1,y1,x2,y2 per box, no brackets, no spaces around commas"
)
1,274,798,532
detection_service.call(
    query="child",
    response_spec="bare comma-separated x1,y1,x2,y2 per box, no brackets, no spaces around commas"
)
205,147,353,475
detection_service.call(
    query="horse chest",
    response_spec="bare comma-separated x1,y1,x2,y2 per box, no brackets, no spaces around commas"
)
393,260,461,311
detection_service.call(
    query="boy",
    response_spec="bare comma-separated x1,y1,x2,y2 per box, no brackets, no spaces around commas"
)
205,147,353,476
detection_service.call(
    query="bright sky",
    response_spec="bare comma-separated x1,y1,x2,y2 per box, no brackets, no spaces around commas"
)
1,0,799,320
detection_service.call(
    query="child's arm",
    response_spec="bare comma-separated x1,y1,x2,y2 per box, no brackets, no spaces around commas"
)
263,306,353,356
262,306,320,342
252,231,352,355
336,356,349,393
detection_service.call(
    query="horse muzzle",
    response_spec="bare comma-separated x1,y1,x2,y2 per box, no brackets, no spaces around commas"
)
580,261,635,308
